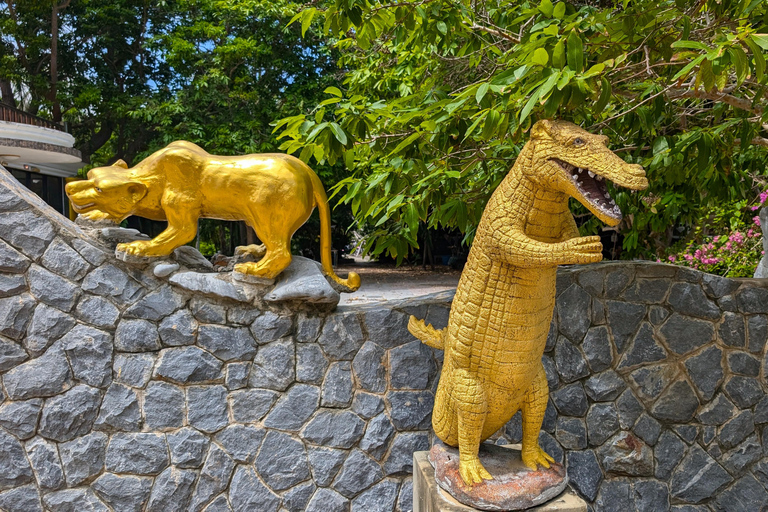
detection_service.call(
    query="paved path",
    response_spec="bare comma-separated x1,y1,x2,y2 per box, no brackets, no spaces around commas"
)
337,264,460,305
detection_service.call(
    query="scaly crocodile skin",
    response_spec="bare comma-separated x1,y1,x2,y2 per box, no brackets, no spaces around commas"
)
408,120,648,485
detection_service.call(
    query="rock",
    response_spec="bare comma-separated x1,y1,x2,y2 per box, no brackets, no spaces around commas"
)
702,273,739,298
719,410,754,449
0,429,34,490
577,269,603,295
202,496,233,512
551,382,589,416
383,432,429,475
71,239,108,266
595,479,632,512
92,473,152,512
59,432,107,486
249,311,293,343
41,238,90,281
651,380,699,423
296,343,329,385
721,433,761,475
38,384,101,442
554,336,589,383
556,284,591,342
606,300,646,352
296,313,324,342
697,393,737,425
307,446,347,486
125,286,185,321
25,437,64,491
215,424,265,463
670,444,732,503
719,312,746,348
0,294,36,340
353,340,387,393
113,353,155,388
153,347,223,384
616,388,644,429
143,382,184,429
225,361,250,390
617,322,667,369
173,245,213,269
0,485,42,512
582,326,613,372
334,448,384,498
230,465,280,512
61,324,113,388
187,385,228,433
634,480,669,512
748,315,767,353
623,278,670,304
94,383,140,431
265,256,340,304
283,481,316,512
714,474,768,512
364,308,410,349
632,413,662,446
668,282,720,320
82,264,144,305
655,430,687,480
153,262,179,277
254,430,309,491
145,467,197,512
604,268,634,298
169,272,247,302
398,478,413,512
0,398,42,439
723,375,763,408
0,274,26,298
353,392,385,419
389,340,436,389
728,351,760,376
387,390,434,430
302,409,366,448
190,444,235,512
755,396,768,424
674,425,698,445
227,305,260,325
584,370,626,401
166,427,209,469
319,310,366,359
659,313,715,356
249,338,295,390
351,479,399,512
24,304,75,356
555,416,587,450
736,287,768,314
198,324,257,362
0,336,27,372
158,309,198,346
566,450,603,501
597,431,653,476
0,239,30,273
360,413,396,460
263,383,319,431
305,488,348,512
190,298,227,324
586,403,620,446
105,432,169,475
0,210,54,259
75,295,120,329
684,346,723,401
322,361,354,407
115,319,160,352
42,488,109,512
228,388,278,423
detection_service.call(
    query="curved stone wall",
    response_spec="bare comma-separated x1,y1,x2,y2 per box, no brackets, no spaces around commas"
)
1,166,768,511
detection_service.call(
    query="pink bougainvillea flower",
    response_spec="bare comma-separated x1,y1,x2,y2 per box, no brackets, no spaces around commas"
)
760,190,768,204
668,255,676,262
754,216,762,228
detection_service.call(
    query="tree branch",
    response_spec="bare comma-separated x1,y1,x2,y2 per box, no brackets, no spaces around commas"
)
667,88,762,115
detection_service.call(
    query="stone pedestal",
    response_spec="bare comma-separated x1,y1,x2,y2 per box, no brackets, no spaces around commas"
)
413,448,587,512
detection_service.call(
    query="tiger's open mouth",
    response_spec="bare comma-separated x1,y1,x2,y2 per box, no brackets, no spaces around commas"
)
552,158,621,221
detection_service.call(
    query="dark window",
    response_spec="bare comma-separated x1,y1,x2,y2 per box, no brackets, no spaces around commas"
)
8,168,67,215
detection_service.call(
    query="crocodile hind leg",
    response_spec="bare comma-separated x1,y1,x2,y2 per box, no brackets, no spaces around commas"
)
453,368,493,484
521,364,555,470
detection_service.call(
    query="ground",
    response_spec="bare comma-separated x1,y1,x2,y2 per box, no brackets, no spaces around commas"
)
337,261,460,305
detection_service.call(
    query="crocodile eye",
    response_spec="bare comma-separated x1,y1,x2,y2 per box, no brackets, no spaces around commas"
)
573,138,586,147
95,187,103,193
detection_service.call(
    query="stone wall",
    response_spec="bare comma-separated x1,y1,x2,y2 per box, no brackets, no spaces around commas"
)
1,166,768,512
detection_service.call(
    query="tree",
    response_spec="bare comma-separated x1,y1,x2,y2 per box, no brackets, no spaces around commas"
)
276,0,768,261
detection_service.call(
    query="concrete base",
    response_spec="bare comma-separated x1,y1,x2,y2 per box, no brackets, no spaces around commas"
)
413,449,587,512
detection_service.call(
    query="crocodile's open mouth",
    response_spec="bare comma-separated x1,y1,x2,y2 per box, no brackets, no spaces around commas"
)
552,158,622,221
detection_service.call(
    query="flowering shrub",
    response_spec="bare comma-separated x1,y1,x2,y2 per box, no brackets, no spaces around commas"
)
663,191,766,278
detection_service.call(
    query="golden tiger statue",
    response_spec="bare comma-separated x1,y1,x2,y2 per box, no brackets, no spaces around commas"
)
66,141,360,291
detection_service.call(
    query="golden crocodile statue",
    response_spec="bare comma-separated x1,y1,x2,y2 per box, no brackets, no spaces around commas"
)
408,120,648,485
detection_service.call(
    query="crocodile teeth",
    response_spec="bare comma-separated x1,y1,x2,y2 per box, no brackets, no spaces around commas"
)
588,170,595,178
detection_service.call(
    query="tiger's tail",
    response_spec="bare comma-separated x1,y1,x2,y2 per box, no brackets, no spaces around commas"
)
407,316,445,350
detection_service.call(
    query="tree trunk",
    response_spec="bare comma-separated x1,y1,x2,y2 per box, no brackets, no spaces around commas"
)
0,80,16,108
49,0,71,123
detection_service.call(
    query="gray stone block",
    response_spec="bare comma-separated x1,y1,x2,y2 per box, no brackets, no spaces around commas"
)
353,392,385,419
551,382,589,417
202,496,233,512
228,388,278,423
702,273,740,299
305,488,348,512
363,308,410,349
541,354,559,391
105,433,169,475
263,383,319,431
649,305,670,325
397,477,413,512
42,488,109,512
189,297,227,323
0,274,26,298
595,479,632,512
655,430,687,480
190,444,235,512
297,343,329,384
721,433,761,475
158,309,198,346
38,384,101,442
566,450,602,501
556,284,591,342
0,210,54,259
668,282,720,320
143,382,185,430
659,313,715,355
153,347,223,384
554,336,589,383
724,375,763,408
59,432,107,486
125,286,185,321
24,304,75,356
333,448,383,498
169,271,247,302
736,287,768,314
61,324,113,388
0,293,36,340
719,312,746,347
633,413,662,446
254,430,309,491
629,363,678,400
25,436,64,491
555,416,587,450
225,361,250,390
383,432,429,475
320,311,365,359
651,380,699,423
586,403,620,446
322,361,354,407
113,353,155,388
284,481,316,512
75,295,120,329
584,370,626,401
307,446,347,487
82,264,144,305
670,444,732,503
755,396,768,424
167,427,209,469
360,412,396,460
296,313,324,342
115,319,161,352
229,465,280,512
606,300,646,352
604,268,634,298
352,340,387,393
582,326,613,372
0,335,27,372
249,311,292,344
351,478,399,512
41,238,90,281
617,322,667,369
92,473,153,512
719,410,754,449
634,480,669,512
227,305,260,325
71,239,108,266
249,338,295,390
215,424,265,463
387,390,433,430
0,429,34,490
302,409,365,449
94,383,140,431
597,431,653,476
714,474,768,512
187,385,228,433
0,239,30,273
0,398,42,439
748,315,767,353
389,340,436,389
728,351,760,376
0,485,42,512
623,278,670,304
684,346,723,401
199,324,257,362
145,467,197,512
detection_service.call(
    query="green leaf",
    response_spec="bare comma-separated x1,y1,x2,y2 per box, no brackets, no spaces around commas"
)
299,145,314,163
699,59,715,92
553,2,566,19
729,47,749,84
301,8,317,37
567,30,583,73
389,132,421,155
436,21,448,35
745,38,766,80
324,86,343,97
671,54,705,81
531,48,549,67
594,76,611,114
476,83,490,104
552,40,566,68
538,0,554,17
751,34,768,51
482,109,500,140
671,40,710,51
329,123,347,145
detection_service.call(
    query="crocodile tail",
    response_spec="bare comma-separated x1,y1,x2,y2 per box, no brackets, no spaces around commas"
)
407,316,445,350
